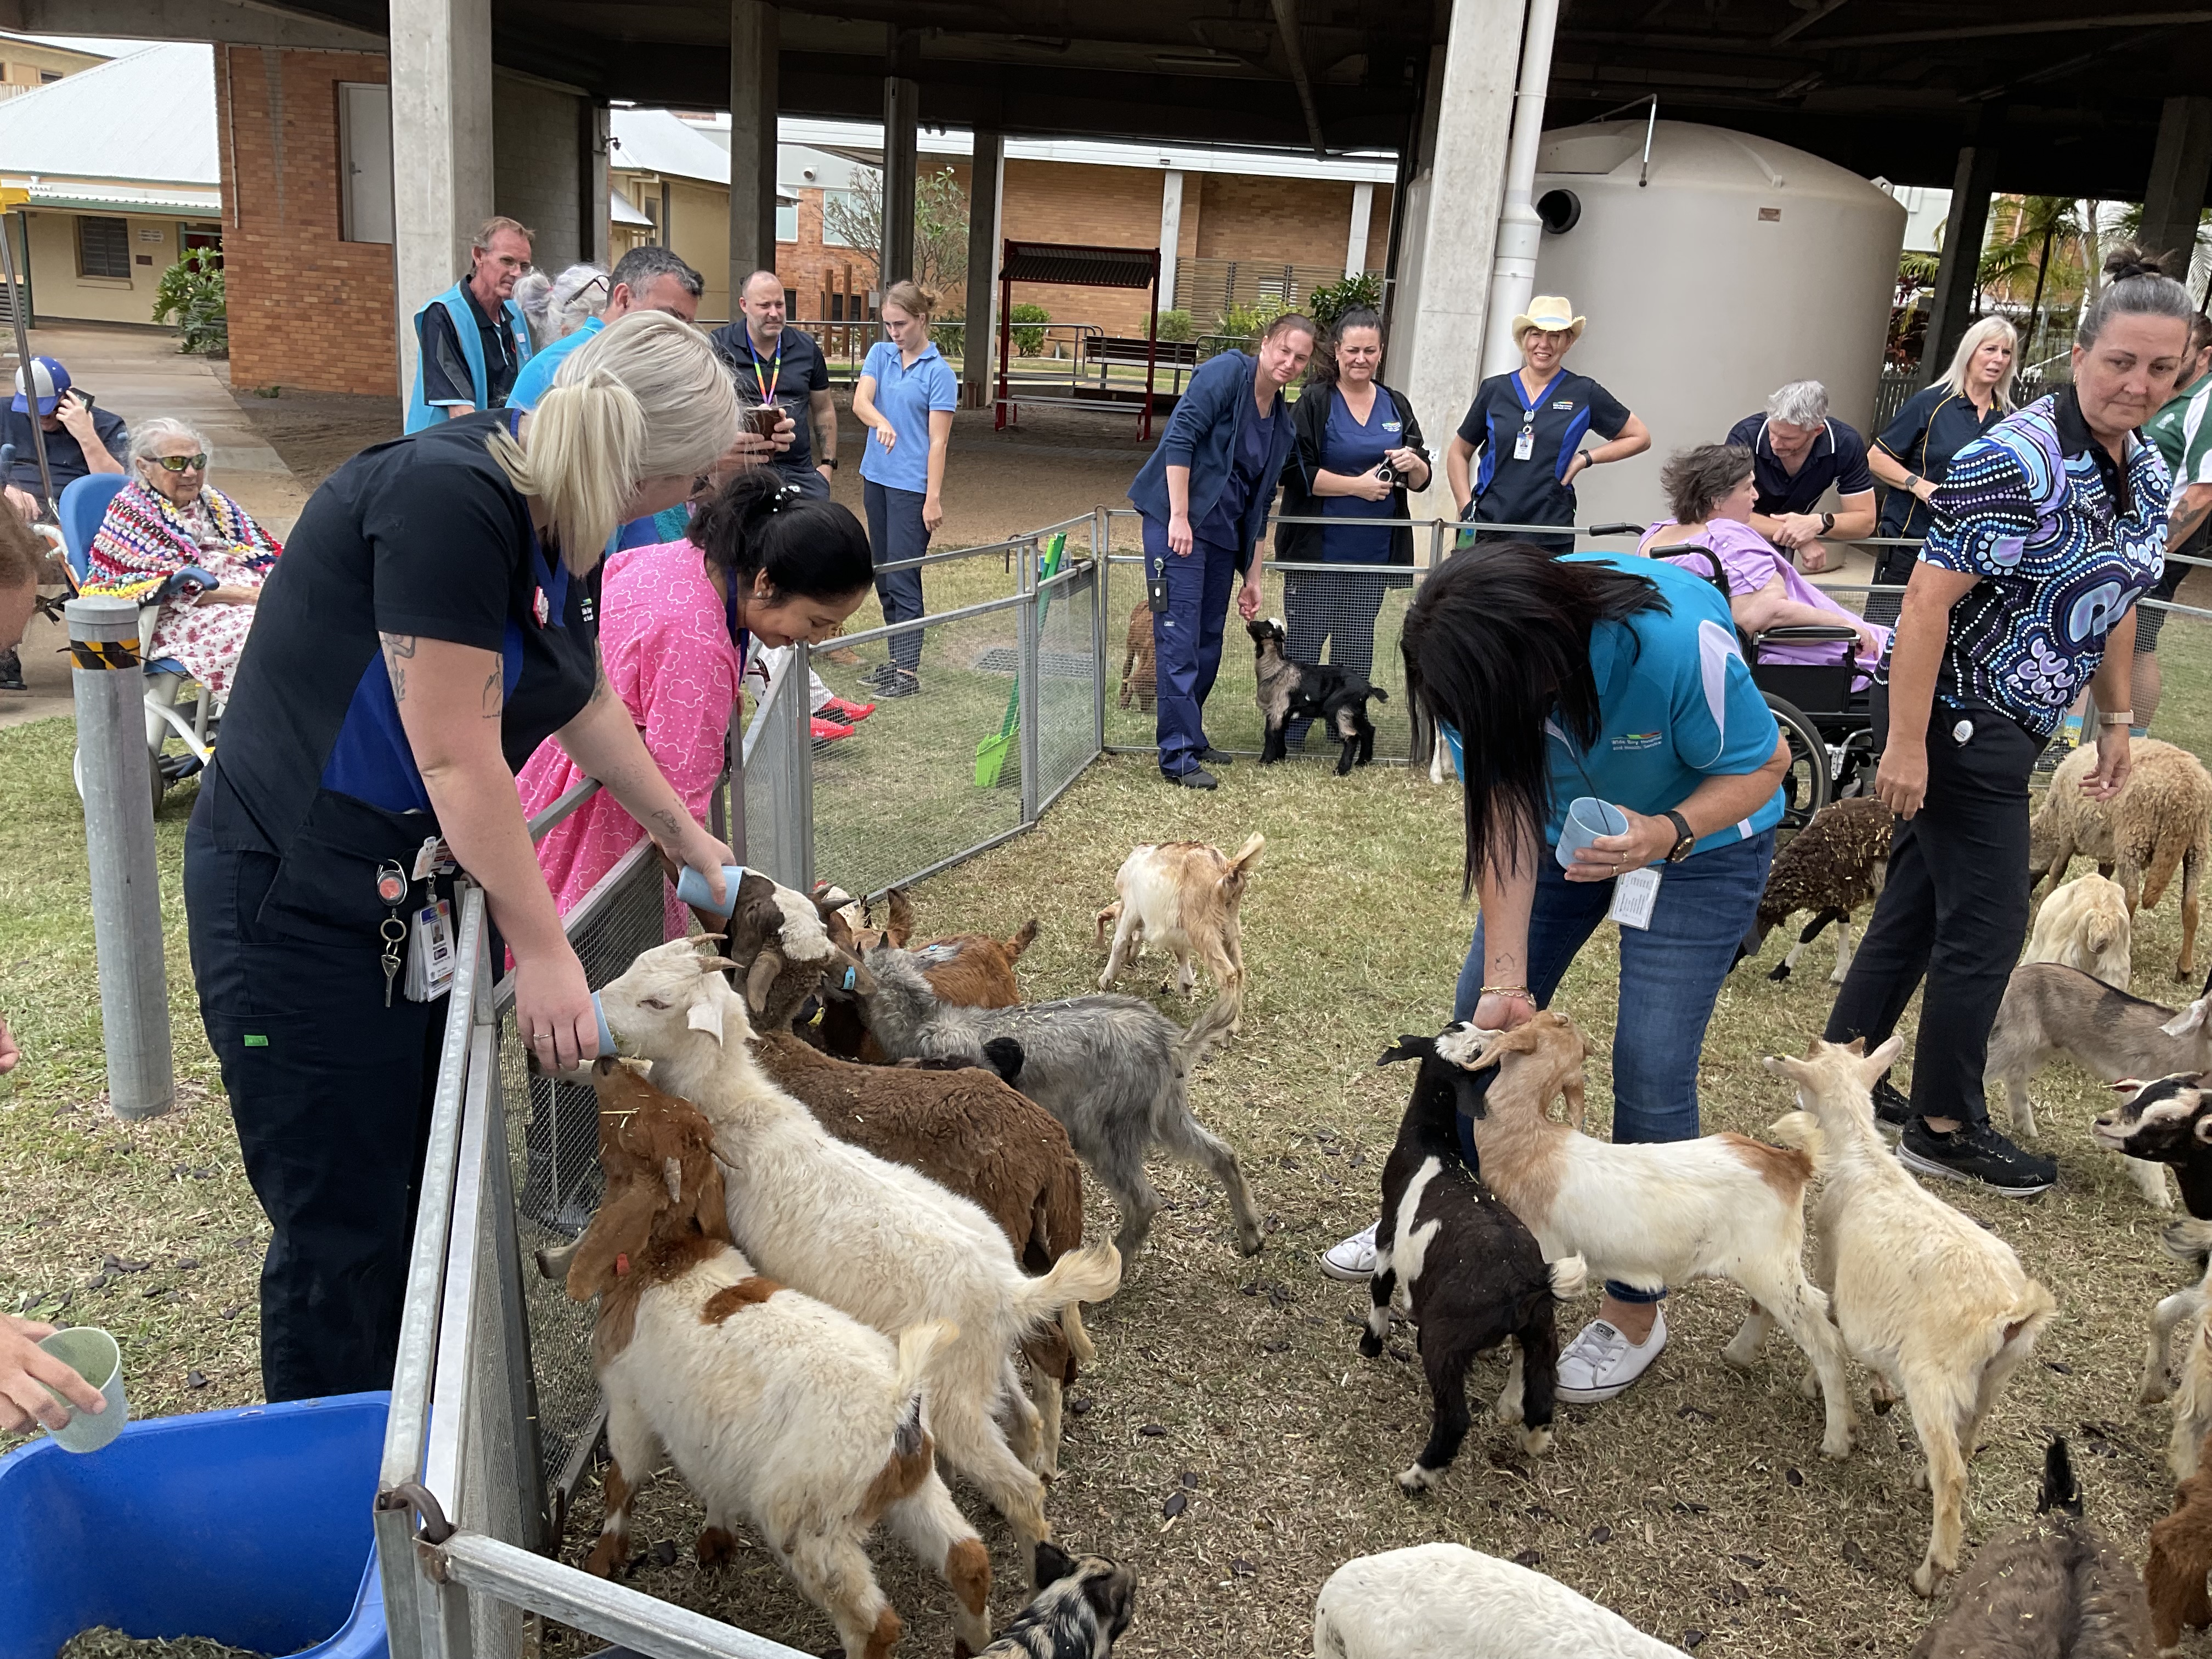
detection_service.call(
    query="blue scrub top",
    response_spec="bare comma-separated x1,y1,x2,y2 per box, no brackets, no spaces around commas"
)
858,338,958,494
1197,402,1275,548
1319,388,1396,563
506,314,605,413
1458,369,1630,531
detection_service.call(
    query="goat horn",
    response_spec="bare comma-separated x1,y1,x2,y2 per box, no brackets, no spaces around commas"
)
745,949,784,1014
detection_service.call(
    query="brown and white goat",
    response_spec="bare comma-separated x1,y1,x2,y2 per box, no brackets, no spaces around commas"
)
1766,1036,2057,1596
2147,1433,2212,1653
1432,1014,1857,1463
1095,833,1263,1032
567,1058,994,1659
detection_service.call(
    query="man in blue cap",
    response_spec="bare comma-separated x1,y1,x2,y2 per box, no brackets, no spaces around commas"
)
3,355,127,520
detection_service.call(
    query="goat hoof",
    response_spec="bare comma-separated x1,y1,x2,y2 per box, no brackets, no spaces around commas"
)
1395,1464,1438,1496
1767,963,1791,982
1356,1333,1383,1360
1519,1426,1553,1457
1911,1563,1944,1600
1822,1432,1854,1461
584,1538,627,1579
1236,1233,1265,1257
2143,1382,2174,1407
695,1527,736,1567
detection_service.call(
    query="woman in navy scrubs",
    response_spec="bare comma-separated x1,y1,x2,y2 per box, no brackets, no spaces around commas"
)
1446,295,1648,556
1273,308,1429,744
184,313,742,1402
1864,317,2016,625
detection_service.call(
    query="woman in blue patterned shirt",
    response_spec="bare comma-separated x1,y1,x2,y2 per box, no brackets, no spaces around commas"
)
1825,245,2189,1196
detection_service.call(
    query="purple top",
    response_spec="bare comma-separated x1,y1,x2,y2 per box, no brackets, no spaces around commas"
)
1641,517,1888,685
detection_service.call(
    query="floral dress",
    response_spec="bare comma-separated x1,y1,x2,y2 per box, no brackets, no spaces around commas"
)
83,481,281,707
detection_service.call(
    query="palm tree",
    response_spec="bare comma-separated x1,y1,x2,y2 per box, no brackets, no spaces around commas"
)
1979,195,2089,358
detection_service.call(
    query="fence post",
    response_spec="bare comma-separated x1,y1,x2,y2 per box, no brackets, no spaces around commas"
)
1090,506,1108,757
1017,539,1042,825
792,640,816,894
65,595,174,1121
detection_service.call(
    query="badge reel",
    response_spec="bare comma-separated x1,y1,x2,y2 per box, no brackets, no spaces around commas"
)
1513,421,1536,462
1609,867,1661,931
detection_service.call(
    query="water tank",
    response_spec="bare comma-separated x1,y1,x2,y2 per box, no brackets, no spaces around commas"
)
1523,120,1906,533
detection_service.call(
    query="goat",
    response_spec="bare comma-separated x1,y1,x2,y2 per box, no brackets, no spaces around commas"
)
1361,1033,1588,1491
2025,872,2134,991
1117,601,1156,713
1736,795,1892,984
2032,737,2210,980
597,938,1124,1579
1908,1437,2153,1658
1312,1542,1691,1659
1764,1036,2057,1595
1247,617,1387,775
566,1058,995,1658
856,944,1263,1261
749,1026,1092,1475
2147,1433,2212,1652
972,1541,1135,1659
681,869,874,1034
1095,833,1264,1033
1428,1013,1857,1462
819,890,1037,1062
1985,962,2212,1209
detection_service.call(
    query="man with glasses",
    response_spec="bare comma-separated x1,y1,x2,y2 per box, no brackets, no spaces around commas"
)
405,216,536,432
507,246,704,414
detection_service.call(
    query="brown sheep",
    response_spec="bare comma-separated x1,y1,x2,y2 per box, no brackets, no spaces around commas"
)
2147,1432,2212,1652
816,888,1037,1061
748,1026,1092,1477
2032,738,2210,980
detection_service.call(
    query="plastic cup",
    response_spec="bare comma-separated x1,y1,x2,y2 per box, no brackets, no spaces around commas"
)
675,864,746,918
591,993,614,1058
1556,797,1630,871
37,1326,125,1453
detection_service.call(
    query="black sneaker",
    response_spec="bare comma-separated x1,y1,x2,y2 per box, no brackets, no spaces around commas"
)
858,663,900,688
1871,1075,1911,1135
1898,1119,2055,1197
1167,766,1218,791
876,669,922,698
1197,748,1236,768
0,647,22,692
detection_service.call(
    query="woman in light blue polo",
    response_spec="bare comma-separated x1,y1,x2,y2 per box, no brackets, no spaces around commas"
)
1321,543,1788,1409
851,280,958,697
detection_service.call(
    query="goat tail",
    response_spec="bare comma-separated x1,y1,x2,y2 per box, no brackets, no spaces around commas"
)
2039,1434,2084,1517
1547,1254,1589,1300
2163,1215,2212,1270
893,1319,962,1400
1007,917,1040,960
1011,1244,1122,1336
1312,1607,1348,1659
1060,1301,1096,1367
1094,901,1122,946
1179,989,1240,1069
1765,1109,1827,1167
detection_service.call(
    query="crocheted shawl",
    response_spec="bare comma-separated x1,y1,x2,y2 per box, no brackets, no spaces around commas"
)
84,479,282,603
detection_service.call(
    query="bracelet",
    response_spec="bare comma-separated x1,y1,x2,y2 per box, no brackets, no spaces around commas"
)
1480,984,1535,1001
2097,712,2136,727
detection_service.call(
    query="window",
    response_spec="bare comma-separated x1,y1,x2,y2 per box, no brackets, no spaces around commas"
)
338,82,393,244
76,216,131,279
776,201,798,244
822,190,864,249
38,70,60,84
180,224,222,260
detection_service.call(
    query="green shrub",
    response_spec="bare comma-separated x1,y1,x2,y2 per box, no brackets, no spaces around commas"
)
1155,308,1195,343
1304,272,1384,339
935,320,964,360
152,248,227,357
1009,302,1051,357
1213,295,1288,354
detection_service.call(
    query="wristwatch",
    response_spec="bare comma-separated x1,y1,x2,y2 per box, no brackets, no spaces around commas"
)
1819,511,1836,536
1662,810,1696,864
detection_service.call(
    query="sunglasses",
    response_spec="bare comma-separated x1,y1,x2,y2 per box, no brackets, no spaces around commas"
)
151,454,208,473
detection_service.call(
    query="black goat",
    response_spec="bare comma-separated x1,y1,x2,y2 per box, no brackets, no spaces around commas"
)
1357,1035,1586,1494
1248,618,1387,775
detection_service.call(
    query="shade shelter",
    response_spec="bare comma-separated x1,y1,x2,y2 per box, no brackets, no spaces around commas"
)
994,240,1163,440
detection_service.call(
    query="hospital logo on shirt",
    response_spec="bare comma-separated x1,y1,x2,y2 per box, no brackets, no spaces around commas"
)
1611,731,1663,751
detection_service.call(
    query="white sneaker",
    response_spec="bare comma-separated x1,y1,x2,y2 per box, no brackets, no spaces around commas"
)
1554,1306,1668,1403
1319,1221,1379,1282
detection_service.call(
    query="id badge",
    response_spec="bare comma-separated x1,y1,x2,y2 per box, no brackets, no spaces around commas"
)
411,836,456,882
1148,573,1170,614
1513,424,1536,462
1609,867,1660,931
405,899,457,1001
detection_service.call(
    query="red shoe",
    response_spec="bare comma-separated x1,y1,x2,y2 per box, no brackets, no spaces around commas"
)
810,716,854,742
820,696,876,724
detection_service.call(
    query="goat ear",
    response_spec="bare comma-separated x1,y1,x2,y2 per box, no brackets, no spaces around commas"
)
1376,1036,1434,1068
565,1180,662,1303
1032,1541,1077,1587
1839,1036,1867,1056
744,950,785,1016
1862,1032,1906,1077
2164,1000,2212,1040
2193,1111,2212,1144
831,947,876,998
687,988,727,1046
1468,1023,1544,1070
1762,1053,1813,1084
1448,1066,1493,1121
2111,1077,2147,1093
885,888,915,948
687,1146,731,1242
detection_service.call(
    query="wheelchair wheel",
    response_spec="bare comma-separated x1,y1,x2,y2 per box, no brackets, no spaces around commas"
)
1766,694,1831,834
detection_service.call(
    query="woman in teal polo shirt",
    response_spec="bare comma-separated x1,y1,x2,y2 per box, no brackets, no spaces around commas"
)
852,280,959,697
1322,543,1788,1408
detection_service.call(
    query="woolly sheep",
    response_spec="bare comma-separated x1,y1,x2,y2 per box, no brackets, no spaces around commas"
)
2031,738,2209,980
1738,795,1892,984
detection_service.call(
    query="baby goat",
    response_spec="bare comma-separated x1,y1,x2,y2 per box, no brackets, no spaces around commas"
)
1363,1033,1587,1491
2147,1433,2212,1653
568,1058,994,1659
1117,601,1156,713
1766,1036,2057,1596
1247,617,1386,774
1432,1014,1856,1463
2025,872,2134,991
858,945,1263,1261
1313,1542,1691,1659
973,1541,1135,1659
819,890,1037,1062
1096,833,1264,1032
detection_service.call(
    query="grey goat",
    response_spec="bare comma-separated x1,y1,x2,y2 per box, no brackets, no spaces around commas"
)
856,946,1264,1260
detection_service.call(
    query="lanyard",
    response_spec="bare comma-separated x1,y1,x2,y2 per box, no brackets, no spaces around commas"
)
746,334,781,407
723,579,751,662
509,408,568,630
1513,369,1566,428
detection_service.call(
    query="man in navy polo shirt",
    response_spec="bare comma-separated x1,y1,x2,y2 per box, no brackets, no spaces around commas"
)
1724,380,1876,574
710,271,837,499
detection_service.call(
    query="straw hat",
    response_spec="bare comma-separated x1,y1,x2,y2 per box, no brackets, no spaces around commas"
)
1511,296,1586,343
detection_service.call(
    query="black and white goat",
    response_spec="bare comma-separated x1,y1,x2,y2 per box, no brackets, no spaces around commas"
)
1247,618,1387,775
1361,1034,1587,1492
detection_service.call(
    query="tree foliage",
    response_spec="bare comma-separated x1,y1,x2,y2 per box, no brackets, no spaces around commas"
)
151,248,227,357
821,166,971,300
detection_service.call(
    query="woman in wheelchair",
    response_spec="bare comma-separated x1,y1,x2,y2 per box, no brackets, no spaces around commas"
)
1640,442,1888,685
82,417,281,707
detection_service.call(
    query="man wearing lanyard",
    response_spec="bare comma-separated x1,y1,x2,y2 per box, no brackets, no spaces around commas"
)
710,272,837,499
1723,380,1877,574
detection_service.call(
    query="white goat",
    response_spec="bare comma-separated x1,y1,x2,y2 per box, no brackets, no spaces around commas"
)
2024,871,2133,991
1312,1543,1690,1659
1436,1013,1857,1462
596,938,1124,1578
1096,833,1264,1028
1764,1036,2057,1597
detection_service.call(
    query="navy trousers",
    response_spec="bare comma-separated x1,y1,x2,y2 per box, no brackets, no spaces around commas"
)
864,478,928,670
1144,512,1240,778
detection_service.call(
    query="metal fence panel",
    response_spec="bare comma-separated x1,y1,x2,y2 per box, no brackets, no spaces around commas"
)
740,652,810,891
1037,559,1102,809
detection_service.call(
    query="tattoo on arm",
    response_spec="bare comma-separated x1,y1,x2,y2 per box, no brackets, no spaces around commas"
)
649,808,683,843
481,668,504,718
380,633,417,702
2172,495,2212,545
587,659,613,707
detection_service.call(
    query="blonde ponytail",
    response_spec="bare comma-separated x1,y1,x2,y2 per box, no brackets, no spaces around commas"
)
487,309,737,570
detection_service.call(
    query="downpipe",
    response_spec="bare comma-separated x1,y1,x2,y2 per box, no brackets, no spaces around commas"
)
1482,0,1561,379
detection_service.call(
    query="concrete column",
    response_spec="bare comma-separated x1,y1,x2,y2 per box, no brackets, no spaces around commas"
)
1919,126,2002,390
960,127,1003,409
2140,95,2212,278
880,30,920,296
1392,0,1526,526
1158,169,1186,309
581,101,610,267
390,0,494,400
729,0,780,298
1345,180,1373,279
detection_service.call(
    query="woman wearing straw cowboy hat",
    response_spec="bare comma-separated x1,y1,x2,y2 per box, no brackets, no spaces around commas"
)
1444,296,1649,557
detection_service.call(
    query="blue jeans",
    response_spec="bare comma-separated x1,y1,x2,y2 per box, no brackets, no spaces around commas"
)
1454,828,1776,1304
1143,512,1239,778
864,479,928,670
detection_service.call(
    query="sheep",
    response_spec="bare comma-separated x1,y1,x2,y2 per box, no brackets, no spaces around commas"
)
856,944,1263,1262
1117,600,1156,713
1908,1437,2154,1659
748,1026,1092,1475
566,1057,996,1659
1311,1542,1691,1659
2025,871,2134,991
1985,962,2212,1208
972,1541,1136,1659
2147,1432,2212,1652
1247,617,1387,774
596,938,1124,1579
1094,833,1264,1032
1736,795,1892,984
2030,737,2210,980
1427,1013,1857,1463
1361,1032,1588,1491
817,890,1037,1062
1763,1035,2057,1595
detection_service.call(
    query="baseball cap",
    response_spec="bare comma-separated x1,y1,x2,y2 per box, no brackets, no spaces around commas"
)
12,356,70,416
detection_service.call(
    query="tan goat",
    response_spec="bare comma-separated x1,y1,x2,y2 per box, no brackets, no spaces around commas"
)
1096,833,1264,1032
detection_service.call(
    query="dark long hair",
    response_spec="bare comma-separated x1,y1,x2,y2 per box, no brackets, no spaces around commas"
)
687,469,873,602
1401,543,1668,896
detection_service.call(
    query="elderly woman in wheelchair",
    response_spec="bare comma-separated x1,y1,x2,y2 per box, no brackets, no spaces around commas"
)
81,416,281,709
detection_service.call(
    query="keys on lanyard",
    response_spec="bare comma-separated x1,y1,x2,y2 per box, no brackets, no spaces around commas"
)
377,860,409,1008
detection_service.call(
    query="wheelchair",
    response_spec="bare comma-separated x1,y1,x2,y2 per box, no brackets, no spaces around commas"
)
57,472,218,816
